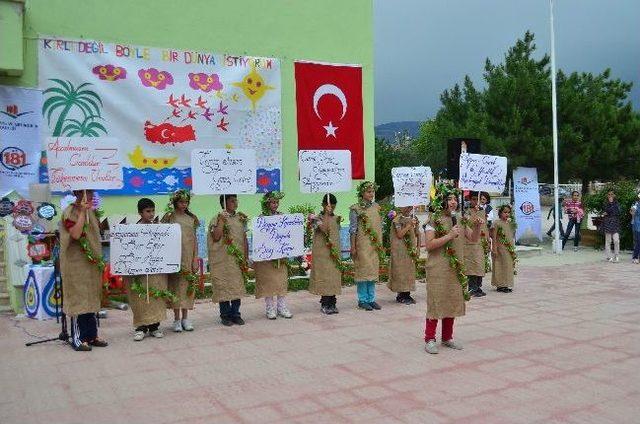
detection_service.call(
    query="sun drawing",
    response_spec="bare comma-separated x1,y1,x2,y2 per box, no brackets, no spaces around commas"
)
232,65,274,110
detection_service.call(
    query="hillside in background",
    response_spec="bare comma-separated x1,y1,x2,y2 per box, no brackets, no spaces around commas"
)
374,121,421,141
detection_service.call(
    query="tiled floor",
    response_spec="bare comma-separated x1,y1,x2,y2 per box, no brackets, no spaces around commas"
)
1,249,638,423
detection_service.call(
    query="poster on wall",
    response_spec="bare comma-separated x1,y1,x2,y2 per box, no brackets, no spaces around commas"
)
38,37,282,194
513,167,542,241
0,86,42,196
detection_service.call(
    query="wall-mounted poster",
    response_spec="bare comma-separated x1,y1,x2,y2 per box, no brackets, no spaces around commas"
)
38,37,282,194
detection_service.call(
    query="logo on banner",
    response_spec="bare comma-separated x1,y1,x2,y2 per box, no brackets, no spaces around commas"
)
520,201,536,215
1,147,30,171
518,176,532,185
0,104,34,119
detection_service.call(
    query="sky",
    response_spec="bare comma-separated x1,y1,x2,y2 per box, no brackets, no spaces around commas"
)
374,0,640,124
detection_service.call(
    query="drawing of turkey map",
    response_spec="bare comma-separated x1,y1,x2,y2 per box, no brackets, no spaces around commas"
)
38,37,282,194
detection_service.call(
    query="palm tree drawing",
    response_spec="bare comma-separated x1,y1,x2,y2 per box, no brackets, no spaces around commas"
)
42,79,107,136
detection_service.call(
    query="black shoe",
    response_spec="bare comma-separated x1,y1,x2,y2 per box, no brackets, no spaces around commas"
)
474,289,487,297
358,301,373,311
321,305,332,315
406,295,416,304
396,296,405,304
89,338,108,347
231,316,245,325
504,288,513,293
331,305,339,314
497,287,507,293
369,301,381,310
221,318,234,326
74,342,92,352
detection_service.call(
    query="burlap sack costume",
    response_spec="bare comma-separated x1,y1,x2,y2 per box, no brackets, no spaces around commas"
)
161,212,197,309
388,214,417,293
351,203,382,282
464,208,487,277
207,212,248,302
491,219,515,288
124,274,168,327
59,205,102,316
425,215,466,319
309,215,342,296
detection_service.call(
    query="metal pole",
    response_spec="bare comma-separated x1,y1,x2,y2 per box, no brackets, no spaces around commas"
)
550,0,562,254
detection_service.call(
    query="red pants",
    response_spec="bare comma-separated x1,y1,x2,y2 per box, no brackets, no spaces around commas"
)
424,317,454,342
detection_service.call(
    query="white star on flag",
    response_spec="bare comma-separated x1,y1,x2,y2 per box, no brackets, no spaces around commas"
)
323,121,338,138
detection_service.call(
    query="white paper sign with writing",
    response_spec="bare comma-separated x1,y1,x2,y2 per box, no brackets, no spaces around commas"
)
109,224,182,275
299,150,352,193
191,149,256,195
252,213,305,261
391,166,432,207
45,137,123,191
458,153,507,193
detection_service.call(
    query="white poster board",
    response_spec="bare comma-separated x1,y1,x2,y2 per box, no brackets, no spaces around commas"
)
252,214,304,261
191,148,256,195
298,150,352,193
458,153,507,193
0,86,42,196
109,224,182,275
45,137,123,191
391,166,432,207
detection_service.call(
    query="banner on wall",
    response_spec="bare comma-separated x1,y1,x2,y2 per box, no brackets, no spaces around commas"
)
0,86,42,196
295,61,364,179
38,37,282,194
513,167,542,241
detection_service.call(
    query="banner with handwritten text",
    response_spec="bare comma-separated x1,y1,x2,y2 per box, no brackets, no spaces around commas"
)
458,153,507,193
45,137,123,191
391,166,432,207
109,224,181,275
191,148,256,194
299,150,351,193
252,214,304,261
38,36,281,194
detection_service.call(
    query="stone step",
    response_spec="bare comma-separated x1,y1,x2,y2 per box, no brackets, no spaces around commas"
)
515,245,543,258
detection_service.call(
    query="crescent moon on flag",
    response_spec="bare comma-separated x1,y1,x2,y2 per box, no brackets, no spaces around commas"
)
313,84,347,120
160,128,171,139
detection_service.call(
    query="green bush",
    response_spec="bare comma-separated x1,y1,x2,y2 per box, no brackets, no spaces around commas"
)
584,180,639,250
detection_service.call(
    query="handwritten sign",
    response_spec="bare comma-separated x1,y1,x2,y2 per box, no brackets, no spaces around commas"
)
391,166,432,207
109,224,181,275
191,149,256,195
299,150,352,193
458,153,507,193
45,137,123,191
252,214,304,261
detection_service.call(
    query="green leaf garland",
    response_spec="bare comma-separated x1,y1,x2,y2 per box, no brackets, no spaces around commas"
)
358,211,386,262
433,213,470,301
130,276,177,303
497,225,518,275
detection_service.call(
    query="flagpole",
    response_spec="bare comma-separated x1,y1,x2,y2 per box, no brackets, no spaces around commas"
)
549,0,562,254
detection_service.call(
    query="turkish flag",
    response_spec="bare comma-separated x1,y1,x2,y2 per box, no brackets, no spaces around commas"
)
295,61,365,178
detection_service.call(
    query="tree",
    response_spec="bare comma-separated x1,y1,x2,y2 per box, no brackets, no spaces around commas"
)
415,31,640,190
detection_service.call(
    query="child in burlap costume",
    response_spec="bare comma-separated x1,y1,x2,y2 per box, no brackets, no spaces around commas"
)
423,185,481,354
464,192,489,298
491,205,517,293
388,206,420,305
161,189,199,332
309,194,343,315
124,198,168,341
349,181,384,311
253,191,293,320
208,194,249,326
59,189,108,352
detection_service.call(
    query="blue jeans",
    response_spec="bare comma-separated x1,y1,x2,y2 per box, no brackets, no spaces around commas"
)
633,231,640,260
356,281,376,303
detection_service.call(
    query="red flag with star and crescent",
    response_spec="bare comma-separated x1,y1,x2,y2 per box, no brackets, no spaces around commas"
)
295,61,365,178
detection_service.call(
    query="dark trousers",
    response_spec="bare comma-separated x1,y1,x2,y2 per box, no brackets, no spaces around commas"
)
320,295,336,307
562,218,582,249
219,299,241,319
135,323,159,333
395,291,411,299
70,313,98,347
547,220,565,237
633,231,640,259
468,275,483,292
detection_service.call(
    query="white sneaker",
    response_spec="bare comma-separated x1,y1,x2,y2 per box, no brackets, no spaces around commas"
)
573,247,579,252
173,320,183,332
606,257,613,262
150,329,164,338
425,339,438,354
614,256,619,263
266,305,277,320
442,339,464,350
277,306,293,319
133,330,145,341
181,319,194,331
633,259,639,264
